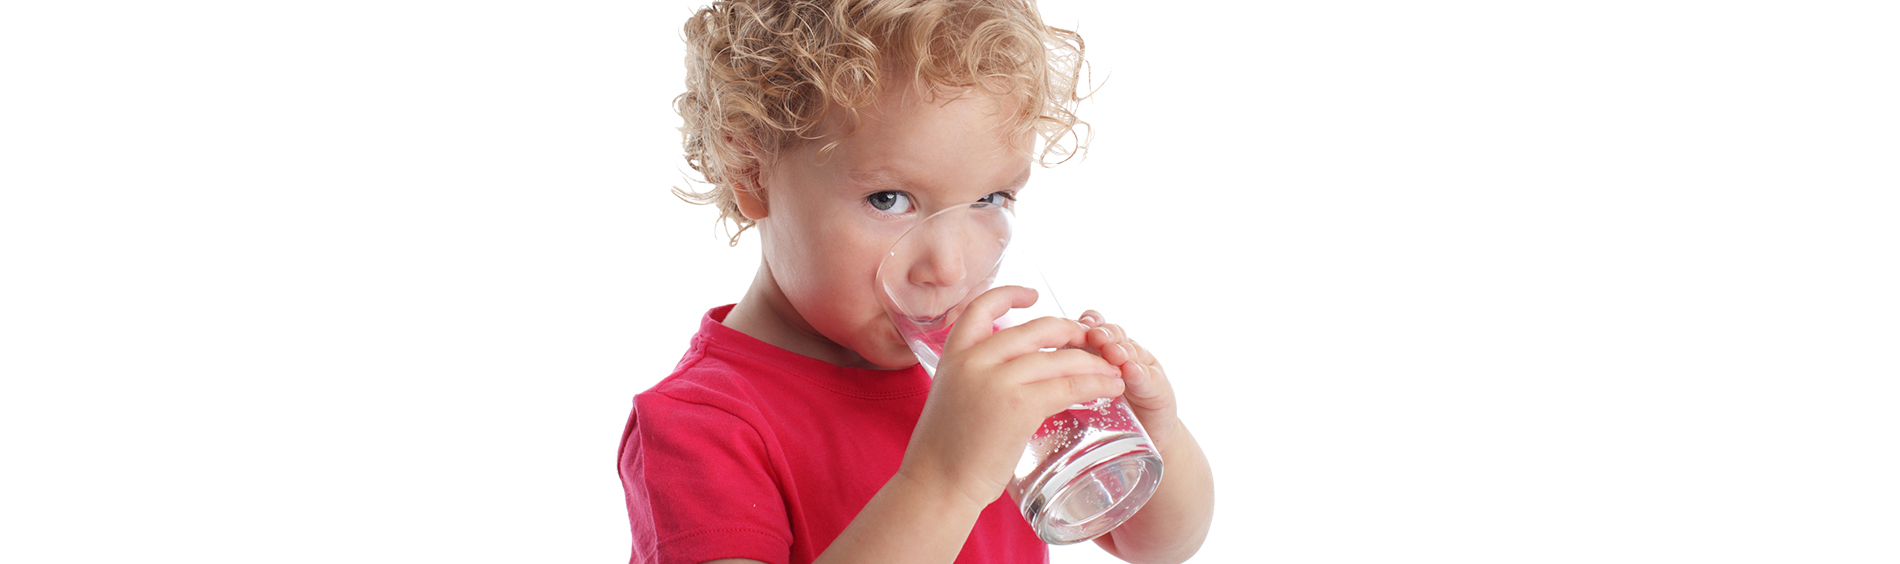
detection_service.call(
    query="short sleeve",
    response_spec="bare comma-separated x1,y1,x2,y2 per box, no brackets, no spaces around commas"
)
621,391,792,564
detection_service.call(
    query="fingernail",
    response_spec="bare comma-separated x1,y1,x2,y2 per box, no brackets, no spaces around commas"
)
1129,363,1146,379
1078,314,1097,325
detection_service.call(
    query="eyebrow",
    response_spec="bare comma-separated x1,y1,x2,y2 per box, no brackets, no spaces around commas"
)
845,168,907,190
847,166,1033,193
1000,167,1032,192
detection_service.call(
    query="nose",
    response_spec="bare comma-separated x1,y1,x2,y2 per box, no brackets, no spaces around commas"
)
907,236,968,289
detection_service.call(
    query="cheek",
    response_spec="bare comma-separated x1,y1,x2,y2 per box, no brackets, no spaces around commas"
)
773,219,886,311
823,241,887,311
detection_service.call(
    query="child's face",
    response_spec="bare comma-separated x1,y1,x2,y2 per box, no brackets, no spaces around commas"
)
748,85,1032,369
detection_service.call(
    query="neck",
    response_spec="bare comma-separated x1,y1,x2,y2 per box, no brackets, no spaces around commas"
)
723,261,880,369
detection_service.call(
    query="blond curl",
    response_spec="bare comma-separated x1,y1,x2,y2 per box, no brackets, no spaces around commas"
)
672,0,1092,245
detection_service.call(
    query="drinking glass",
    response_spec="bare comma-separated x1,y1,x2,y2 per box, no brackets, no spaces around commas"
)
875,201,1164,545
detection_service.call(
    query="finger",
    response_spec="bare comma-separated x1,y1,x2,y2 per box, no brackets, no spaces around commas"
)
1077,310,1106,327
1085,323,1127,348
1125,338,1157,365
1085,325,1113,350
1004,348,1121,384
1025,373,1126,415
1121,360,1169,401
1085,324,1132,361
945,285,1038,352
977,316,1093,360
1096,339,1131,365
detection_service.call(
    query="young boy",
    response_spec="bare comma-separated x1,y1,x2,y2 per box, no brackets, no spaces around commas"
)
621,1,1214,563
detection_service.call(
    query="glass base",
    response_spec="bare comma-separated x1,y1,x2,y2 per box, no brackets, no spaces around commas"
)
1018,435,1165,545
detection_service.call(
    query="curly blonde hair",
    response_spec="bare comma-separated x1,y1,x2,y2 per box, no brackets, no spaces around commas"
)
672,0,1091,245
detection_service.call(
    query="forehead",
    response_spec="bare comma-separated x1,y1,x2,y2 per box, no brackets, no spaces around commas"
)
811,87,1034,190
845,164,1031,193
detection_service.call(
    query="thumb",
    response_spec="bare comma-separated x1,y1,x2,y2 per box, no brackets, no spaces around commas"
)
943,285,1037,353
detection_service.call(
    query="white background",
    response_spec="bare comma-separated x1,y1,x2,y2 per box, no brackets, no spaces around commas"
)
3,1,1896,562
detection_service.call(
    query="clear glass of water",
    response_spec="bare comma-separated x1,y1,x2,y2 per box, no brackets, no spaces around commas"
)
875,201,1164,545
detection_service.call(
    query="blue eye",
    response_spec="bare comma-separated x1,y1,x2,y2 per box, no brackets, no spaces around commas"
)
868,191,913,214
978,192,1016,206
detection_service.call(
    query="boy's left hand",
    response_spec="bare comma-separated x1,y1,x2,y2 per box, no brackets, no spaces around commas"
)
1078,310,1215,563
1078,310,1182,443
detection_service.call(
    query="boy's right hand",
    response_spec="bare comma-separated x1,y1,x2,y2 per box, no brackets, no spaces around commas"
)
895,285,1126,509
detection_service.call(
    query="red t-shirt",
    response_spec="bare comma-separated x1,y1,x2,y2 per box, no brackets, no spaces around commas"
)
619,305,1048,564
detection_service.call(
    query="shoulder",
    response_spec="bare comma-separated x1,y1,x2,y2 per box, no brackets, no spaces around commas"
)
636,304,787,416
623,322,799,470
637,340,770,426
620,307,801,564
621,353,787,508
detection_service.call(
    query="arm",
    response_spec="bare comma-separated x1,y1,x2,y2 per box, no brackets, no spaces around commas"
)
695,470,983,564
1079,312,1216,564
818,287,1131,564
712,308,1214,564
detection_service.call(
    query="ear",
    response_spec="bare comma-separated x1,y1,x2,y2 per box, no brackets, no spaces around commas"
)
726,135,769,221
732,173,768,221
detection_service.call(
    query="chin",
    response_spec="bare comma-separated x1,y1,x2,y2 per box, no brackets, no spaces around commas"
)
862,348,920,370
854,337,920,369
852,320,920,369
